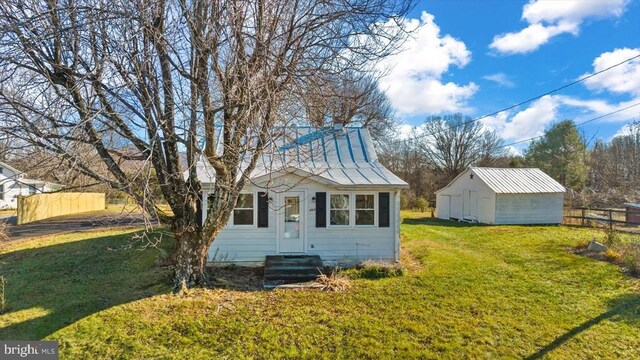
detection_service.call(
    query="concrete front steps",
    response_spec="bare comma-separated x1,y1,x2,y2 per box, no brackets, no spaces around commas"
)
263,255,323,289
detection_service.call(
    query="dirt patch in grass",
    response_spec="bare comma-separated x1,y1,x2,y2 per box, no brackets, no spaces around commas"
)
208,265,264,291
400,239,423,274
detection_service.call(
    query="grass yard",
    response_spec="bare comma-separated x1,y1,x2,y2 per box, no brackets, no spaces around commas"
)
1,212,639,359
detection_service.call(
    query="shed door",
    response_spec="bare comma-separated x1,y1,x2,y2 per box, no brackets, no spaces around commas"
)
463,190,478,218
279,193,304,253
439,195,451,219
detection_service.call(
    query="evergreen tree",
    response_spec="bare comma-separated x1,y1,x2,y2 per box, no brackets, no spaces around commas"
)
525,120,588,190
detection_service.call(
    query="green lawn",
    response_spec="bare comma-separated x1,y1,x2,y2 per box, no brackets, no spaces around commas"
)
1,212,639,359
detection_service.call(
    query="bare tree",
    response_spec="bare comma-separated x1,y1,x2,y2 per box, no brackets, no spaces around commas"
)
586,119,640,205
0,0,414,290
419,114,506,186
377,133,436,206
302,72,396,139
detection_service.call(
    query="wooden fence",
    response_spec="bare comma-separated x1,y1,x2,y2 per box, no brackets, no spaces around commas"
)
563,207,640,231
17,192,106,225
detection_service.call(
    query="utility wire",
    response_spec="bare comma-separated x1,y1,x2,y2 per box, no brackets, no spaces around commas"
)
392,54,640,145
493,101,640,150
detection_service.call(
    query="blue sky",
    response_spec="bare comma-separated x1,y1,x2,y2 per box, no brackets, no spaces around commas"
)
381,0,640,151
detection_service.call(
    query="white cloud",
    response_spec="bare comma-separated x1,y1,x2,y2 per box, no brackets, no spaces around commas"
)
580,48,640,96
396,124,416,139
481,94,639,151
490,22,578,55
559,96,640,123
481,95,559,142
483,73,515,88
378,12,477,114
522,0,628,24
490,0,629,55
613,123,634,138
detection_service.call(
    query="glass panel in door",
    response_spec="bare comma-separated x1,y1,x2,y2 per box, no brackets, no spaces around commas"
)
284,196,300,239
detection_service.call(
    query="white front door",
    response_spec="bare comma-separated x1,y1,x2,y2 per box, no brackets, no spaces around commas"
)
279,192,304,253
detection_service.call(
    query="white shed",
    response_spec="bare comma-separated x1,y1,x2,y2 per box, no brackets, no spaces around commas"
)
189,126,408,265
435,167,565,225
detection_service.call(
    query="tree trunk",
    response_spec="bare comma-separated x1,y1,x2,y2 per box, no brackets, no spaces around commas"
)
172,228,209,292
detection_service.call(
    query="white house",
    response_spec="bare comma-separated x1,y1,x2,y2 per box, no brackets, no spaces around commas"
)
435,167,566,225
190,126,408,265
0,161,60,209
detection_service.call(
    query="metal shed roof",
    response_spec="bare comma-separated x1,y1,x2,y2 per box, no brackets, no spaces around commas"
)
188,126,408,188
436,167,565,194
471,167,565,194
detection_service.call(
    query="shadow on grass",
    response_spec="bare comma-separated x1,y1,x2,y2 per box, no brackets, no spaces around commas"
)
402,217,487,227
526,293,640,359
403,217,565,229
0,230,173,340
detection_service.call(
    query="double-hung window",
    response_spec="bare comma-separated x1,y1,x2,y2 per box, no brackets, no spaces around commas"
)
355,194,375,226
329,194,350,226
233,193,254,225
328,193,377,226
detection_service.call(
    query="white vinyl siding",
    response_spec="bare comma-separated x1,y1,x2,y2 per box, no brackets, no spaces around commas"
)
206,173,400,264
495,193,564,225
436,169,496,224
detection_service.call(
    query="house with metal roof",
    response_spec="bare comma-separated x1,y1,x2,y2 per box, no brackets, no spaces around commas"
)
192,125,408,265
0,161,60,209
435,167,566,225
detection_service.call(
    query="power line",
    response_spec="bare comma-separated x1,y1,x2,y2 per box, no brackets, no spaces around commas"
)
460,54,640,126
392,53,640,145
495,101,640,150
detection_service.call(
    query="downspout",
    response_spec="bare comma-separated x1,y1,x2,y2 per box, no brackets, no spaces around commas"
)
394,189,401,262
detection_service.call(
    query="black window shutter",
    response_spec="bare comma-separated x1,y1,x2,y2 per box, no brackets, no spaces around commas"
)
379,192,390,228
257,192,269,228
196,193,203,225
316,192,326,228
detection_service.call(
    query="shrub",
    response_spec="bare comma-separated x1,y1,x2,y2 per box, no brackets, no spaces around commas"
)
0,276,5,314
623,253,640,277
604,230,621,247
415,197,429,212
603,249,622,263
343,260,406,280
316,269,351,292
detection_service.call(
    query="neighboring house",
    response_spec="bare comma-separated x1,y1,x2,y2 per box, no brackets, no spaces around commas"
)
190,126,408,265
435,167,566,225
0,161,60,209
